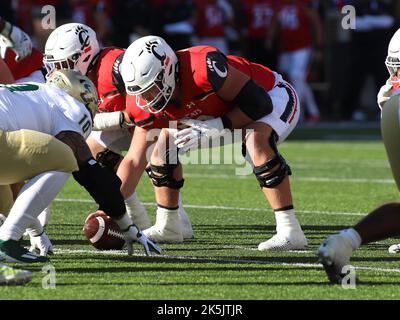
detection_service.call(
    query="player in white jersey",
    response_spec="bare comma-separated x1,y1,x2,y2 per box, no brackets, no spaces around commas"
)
317,28,400,284
0,69,161,263
0,83,92,139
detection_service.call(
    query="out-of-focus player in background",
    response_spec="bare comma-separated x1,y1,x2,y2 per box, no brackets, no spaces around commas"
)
269,0,322,123
119,35,308,250
317,28,400,284
43,23,193,238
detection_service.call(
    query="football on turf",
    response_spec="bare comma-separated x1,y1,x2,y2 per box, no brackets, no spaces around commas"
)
83,211,125,250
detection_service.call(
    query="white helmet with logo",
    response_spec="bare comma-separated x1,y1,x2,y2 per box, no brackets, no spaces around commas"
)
46,69,99,118
120,35,178,113
44,23,100,76
386,28,400,76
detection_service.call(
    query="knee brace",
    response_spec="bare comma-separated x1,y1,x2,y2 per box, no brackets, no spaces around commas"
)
96,149,122,172
253,132,291,188
145,164,184,190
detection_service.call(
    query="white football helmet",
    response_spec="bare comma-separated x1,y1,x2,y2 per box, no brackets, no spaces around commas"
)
120,35,178,114
46,69,99,118
44,23,100,76
386,28,400,76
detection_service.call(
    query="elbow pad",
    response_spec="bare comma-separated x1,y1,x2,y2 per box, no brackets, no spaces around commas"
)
233,79,273,120
72,158,125,218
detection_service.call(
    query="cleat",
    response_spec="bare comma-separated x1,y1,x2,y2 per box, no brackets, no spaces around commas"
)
258,232,308,251
0,264,32,286
127,201,152,230
178,207,194,239
143,211,183,244
388,243,400,253
0,239,48,263
317,234,354,284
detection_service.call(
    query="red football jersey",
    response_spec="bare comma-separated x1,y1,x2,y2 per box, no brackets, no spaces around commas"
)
194,0,225,38
243,0,276,39
5,48,43,80
277,0,312,52
126,46,277,129
91,47,126,112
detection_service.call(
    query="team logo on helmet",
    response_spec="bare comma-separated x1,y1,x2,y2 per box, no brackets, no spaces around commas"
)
145,40,166,65
75,25,91,51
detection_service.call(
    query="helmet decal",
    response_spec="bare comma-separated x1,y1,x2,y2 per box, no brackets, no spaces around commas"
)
145,40,166,65
75,25,91,50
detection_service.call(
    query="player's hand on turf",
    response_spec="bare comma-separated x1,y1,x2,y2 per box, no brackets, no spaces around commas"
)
122,224,162,256
29,231,54,257
175,118,225,153
0,21,32,61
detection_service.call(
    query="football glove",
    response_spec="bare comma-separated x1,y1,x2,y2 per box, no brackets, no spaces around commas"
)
174,118,225,154
29,231,54,257
0,21,32,61
122,224,162,256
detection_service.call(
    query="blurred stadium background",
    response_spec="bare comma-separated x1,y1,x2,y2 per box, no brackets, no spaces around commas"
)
1,0,399,125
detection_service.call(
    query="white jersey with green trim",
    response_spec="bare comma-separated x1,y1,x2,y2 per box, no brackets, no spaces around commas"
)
0,83,92,139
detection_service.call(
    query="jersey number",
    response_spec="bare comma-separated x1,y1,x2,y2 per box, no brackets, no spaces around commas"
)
0,84,39,92
79,114,91,134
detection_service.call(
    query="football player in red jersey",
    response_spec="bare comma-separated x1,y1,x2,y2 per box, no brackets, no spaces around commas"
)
43,23,193,239
119,35,308,250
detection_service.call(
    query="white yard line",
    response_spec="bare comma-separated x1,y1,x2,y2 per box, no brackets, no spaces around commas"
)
53,248,400,274
54,198,366,217
183,173,395,184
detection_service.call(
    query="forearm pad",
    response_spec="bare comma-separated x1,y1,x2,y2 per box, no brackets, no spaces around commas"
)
72,158,125,218
93,111,123,131
233,79,273,120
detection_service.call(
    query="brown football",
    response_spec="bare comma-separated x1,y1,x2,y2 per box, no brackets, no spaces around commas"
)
83,210,125,250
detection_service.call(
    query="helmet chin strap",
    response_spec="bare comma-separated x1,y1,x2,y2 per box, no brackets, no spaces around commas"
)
85,49,102,75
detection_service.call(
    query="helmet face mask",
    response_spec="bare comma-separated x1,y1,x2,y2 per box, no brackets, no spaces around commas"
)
121,35,177,114
127,70,173,113
43,54,80,76
385,56,400,77
44,23,100,76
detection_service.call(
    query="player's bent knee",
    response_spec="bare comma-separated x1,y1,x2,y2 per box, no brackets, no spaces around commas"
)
253,132,291,188
146,164,184,189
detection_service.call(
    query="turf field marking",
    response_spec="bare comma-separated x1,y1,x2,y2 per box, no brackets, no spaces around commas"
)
183,173,395,184
54,198,366,217
53,248,400,274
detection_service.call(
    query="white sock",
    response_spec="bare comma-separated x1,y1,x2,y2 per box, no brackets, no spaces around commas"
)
0,171,70,241
274,207,302,236
125,192,140,214
115,212,133,231
38,206,51,227
26,218,44,237
157,206,179,223
340,228,362,250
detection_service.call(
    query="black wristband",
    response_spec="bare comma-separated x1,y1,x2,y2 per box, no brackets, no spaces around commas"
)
221,115,233,130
